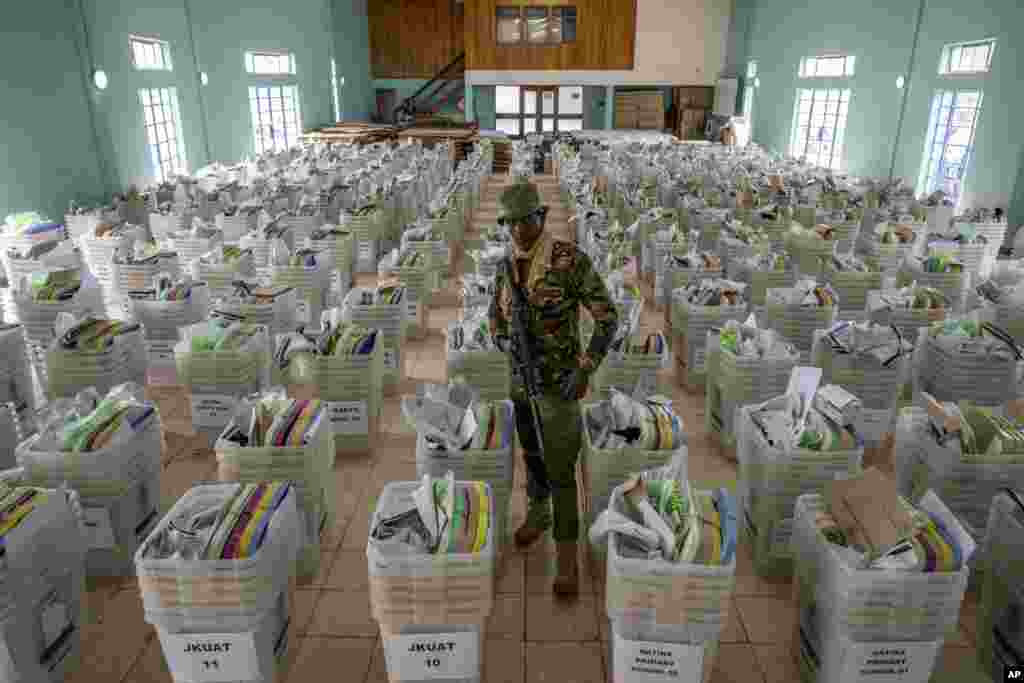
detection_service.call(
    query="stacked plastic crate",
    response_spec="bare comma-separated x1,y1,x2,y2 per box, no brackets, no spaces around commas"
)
136,482,302,683
368,479,496,683
214,398,335,580
17,389,163,577
0,481,86,682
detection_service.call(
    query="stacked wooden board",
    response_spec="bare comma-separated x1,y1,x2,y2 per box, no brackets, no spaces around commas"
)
614,91,665,130
302,122,397,145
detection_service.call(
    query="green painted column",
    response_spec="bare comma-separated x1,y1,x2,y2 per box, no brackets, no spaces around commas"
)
464,84,475,123
604,85,614,129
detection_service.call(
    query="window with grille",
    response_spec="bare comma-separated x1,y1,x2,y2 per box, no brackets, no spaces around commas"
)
496,6,576,45
789,88,850,170
139,88,187,182
245,50,296,76
939,39,995,75
917,90,983,206
799,55,855,78
249,86,302,154
130,35,172,71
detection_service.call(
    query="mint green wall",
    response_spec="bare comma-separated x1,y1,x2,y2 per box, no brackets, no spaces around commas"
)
739,0,1023,230
890,0,1023,217
373,80,464,117
73,0,372,182
333,0,374,121
189,0,336,163
81,0,208,188
473,86,497,130
0,0,107,219
583,86,607,130
744,0,918,178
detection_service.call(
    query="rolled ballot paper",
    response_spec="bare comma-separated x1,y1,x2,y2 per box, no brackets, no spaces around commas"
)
813,385,862,427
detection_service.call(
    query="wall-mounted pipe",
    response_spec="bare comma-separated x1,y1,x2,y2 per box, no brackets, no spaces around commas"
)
888,0,927,181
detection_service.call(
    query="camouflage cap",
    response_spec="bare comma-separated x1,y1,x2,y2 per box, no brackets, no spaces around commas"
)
499,181,542,222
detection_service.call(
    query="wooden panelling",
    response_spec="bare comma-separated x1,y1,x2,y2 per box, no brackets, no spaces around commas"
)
369,0,465,79
464,0,636,70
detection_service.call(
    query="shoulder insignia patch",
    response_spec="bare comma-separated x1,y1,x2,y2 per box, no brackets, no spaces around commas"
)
550,240,576,271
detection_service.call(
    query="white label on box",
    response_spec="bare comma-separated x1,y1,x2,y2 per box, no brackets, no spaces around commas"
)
692,348,707,372
837,640,940,682
161,632,260,683
406,300,419,320
190,395,236,428
383,348,398,370
82,507,116,549
328,400,369,435
384,632,479,681
613,638,704,683
147,341,178,385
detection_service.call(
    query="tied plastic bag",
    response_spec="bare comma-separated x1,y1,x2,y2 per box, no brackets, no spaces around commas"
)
400,381,482,451
33,382,150,453
587,452,688,559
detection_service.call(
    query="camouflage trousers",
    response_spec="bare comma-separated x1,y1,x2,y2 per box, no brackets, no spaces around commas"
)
512,385,583,542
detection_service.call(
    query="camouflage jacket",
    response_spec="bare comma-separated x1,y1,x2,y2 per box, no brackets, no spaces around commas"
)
489,233,619,390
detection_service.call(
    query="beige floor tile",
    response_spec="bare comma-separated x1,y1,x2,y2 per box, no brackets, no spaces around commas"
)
524,545,598,595
122,638,172,683
525,592,599,642
753,643,801,683
722,599,750,643
525,642,604,683
298,550,338,590
77,591,154,683
292,589,320,635
495,553,525,594
365,639,389,683
734,597,798,645
309,589,379,637
484,640,526,683
930,643,989,683
328,550,371,592
285,636,375,683
711,643,766,683
487,594,525,640
343,492,378,550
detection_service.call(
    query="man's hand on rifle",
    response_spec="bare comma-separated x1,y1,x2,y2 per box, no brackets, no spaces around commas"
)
560,354,596,401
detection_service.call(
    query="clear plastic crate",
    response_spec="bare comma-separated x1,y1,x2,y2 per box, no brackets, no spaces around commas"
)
215,409,333,579
135,482,302,614
367,480,496,630
791,491,973,644
737,399,864,577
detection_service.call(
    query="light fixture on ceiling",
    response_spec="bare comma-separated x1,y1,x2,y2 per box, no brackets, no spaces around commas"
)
896,75,905,89
200,72,209,86
93,69,108,90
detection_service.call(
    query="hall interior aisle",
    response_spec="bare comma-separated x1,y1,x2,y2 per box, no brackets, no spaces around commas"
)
67,176,988,683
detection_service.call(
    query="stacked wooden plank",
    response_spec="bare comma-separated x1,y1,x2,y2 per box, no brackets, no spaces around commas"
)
302,122,397,145
614,91,665,130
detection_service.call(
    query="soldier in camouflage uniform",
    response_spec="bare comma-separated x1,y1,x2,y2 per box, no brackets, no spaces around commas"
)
489,180,619,599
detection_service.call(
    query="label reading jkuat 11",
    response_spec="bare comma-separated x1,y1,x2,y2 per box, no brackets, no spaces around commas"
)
160,632,260,683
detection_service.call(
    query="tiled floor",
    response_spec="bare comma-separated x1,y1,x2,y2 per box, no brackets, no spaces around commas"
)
68,175,992,682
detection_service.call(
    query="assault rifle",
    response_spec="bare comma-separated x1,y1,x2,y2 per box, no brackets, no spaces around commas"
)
501,258,547,459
